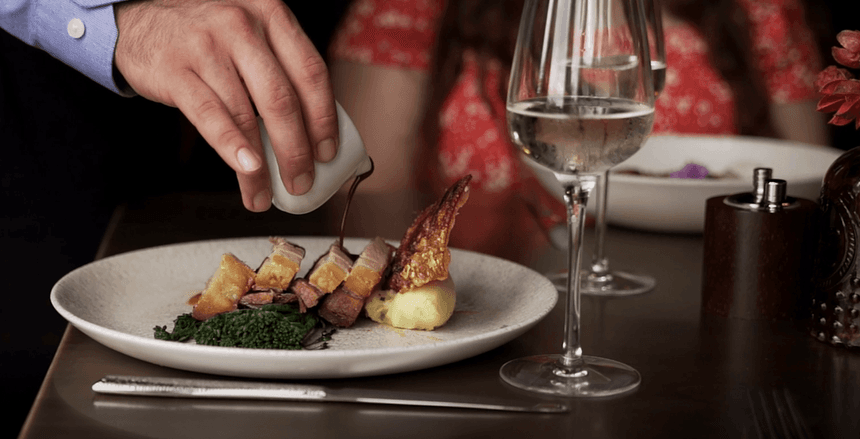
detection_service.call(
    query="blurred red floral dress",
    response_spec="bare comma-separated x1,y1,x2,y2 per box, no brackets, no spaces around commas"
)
329,0,820,258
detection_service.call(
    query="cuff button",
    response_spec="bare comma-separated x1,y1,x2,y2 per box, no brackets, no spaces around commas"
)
67,18,85,39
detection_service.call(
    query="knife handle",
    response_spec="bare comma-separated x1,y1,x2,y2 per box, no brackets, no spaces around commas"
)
93,375,327,401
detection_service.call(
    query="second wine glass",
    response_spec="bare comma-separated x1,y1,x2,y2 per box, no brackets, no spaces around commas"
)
501,0,655,397
548,0,665,297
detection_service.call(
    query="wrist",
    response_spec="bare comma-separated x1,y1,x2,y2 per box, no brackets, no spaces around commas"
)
113,0,148,96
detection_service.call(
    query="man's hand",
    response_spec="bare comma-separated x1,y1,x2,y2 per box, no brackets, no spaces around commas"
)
114,0,339,211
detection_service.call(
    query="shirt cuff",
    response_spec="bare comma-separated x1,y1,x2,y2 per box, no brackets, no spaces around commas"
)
32,0,133,96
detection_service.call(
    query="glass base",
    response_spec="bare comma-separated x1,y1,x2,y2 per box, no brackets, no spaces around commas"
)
500,354,640,397
547,270,655,296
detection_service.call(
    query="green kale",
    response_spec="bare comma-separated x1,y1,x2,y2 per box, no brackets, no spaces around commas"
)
154,313,201,342
153,303,319,350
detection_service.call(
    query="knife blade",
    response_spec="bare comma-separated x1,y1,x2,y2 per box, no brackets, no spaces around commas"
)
92,375,568,413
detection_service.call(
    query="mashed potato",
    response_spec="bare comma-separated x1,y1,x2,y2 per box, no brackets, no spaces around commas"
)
364,277,456,330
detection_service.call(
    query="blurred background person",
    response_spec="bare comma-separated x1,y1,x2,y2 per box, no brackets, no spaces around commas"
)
327,0,831,263
656,0,827,142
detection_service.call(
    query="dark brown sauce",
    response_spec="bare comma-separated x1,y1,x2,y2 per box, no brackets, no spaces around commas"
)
187,292,202,306
338,158,375,250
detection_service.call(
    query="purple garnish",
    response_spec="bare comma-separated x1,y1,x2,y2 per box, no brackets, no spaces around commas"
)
670,163,709,179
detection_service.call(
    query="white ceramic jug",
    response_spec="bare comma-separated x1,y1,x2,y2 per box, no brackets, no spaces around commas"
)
260,102,372,214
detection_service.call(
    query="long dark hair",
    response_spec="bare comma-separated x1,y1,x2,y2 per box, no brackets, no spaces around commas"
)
418,0,522,193
419,0,786,184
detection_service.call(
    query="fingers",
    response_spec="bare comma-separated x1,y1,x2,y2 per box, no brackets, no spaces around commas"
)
197,52,276,212
224,7,319,196
230,43,315,196
262,3,339,163
170,69,271,212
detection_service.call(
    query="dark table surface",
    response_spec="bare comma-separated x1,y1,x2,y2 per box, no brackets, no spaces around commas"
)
18,191,860,438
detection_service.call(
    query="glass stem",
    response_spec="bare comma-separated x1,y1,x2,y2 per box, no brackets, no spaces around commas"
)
560,177,595,371
591,170,610,276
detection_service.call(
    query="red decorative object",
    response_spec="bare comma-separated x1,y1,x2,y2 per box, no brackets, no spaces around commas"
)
816,30,860,129
832,30,860,69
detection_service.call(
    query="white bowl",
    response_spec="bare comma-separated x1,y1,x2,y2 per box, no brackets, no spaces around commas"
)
527,135,844,233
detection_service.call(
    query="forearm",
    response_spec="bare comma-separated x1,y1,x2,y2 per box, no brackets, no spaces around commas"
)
0,0,132,95
330,61,431,237
332,61,428,194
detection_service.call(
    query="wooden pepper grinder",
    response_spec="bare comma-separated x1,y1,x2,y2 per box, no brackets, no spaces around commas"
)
701,168,819,320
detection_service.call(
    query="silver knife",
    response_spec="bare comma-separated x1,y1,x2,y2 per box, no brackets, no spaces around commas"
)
93,375,568,413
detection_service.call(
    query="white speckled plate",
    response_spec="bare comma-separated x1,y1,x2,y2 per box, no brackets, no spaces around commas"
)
51,237,557,379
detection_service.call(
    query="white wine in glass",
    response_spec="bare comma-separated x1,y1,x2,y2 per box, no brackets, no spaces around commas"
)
501,0,655,397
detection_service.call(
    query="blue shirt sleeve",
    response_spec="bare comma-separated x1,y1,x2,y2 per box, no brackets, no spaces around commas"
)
0,0,134,96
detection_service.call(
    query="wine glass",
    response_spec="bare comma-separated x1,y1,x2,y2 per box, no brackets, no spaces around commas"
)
501,0,655,397
646,0,667,97
547,0,665,297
